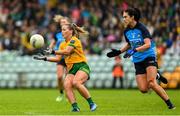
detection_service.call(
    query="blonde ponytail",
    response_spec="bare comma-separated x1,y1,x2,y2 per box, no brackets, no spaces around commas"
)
53,15,64,23
53,14,72,24
71,23,89,38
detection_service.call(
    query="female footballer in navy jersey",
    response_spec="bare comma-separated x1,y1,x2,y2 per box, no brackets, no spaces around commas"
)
107,8,175,109
46,15,71,102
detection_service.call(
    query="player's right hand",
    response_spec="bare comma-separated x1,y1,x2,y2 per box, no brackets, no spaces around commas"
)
123,48,137,58
33,53,47,61
106,49,122,58
43,48,55,55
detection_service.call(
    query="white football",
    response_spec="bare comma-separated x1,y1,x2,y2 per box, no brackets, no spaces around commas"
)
30,34,44,48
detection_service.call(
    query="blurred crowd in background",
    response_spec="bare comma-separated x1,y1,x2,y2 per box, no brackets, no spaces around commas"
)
0,0,179,56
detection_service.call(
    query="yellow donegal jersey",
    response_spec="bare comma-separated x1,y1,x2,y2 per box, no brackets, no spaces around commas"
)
60,36,87,71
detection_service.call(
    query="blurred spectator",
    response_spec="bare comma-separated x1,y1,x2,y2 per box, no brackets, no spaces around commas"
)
165,32,174,48
112,56,124,89
167,34,180,55
157,43,166,67
0,0,179,55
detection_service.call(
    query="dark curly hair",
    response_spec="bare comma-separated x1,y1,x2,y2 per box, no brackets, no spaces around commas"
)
124,8,141,22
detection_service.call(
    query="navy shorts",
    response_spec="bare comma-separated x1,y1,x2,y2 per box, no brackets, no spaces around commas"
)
57,58,66,67
134,57,158,75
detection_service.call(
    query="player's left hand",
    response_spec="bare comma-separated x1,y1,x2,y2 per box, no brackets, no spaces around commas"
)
33,53,47,61
106,49,122,58
123,48,137,58
43,47,55,55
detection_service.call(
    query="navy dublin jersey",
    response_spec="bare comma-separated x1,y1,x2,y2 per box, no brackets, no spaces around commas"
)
53,32,65,50
124,22,156,63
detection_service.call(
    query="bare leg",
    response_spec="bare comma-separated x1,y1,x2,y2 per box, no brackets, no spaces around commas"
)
73,71,90,99
64,74,76,104
73,70,97,111
136,74,149,93
146,66,169,101
56,65,65,93
146,66,175,109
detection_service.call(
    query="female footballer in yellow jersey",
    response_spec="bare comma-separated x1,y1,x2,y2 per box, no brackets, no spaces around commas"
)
34,23,97,112
59,36,87,72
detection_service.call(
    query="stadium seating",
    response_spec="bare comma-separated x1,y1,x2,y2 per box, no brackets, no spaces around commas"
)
0,50,179,89
0,73,18,88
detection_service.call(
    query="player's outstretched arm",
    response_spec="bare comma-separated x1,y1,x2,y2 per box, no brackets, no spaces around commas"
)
55,46,74,55
107,49,122,58
107,43,130,58
43,47,55,55
33,53,47,61
33,53,62,62
43,40,56,55
43,46,74,56
46,55,62,62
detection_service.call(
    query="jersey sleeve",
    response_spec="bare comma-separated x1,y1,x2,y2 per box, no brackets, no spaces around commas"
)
124,31,130,44
140,26,152,39
68,37,79,48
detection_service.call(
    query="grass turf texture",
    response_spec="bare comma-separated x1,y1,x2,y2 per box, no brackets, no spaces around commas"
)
0,89,179,115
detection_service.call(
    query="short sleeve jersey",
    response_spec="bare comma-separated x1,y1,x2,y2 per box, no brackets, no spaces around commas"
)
124,22,156,63
59,36,87,71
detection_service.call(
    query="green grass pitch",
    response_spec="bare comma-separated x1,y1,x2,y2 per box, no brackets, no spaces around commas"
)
0,89,179,115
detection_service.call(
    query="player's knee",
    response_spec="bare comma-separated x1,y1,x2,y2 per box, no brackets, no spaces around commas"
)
64,82,71,90
72,80,80,88
148,81,155,88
